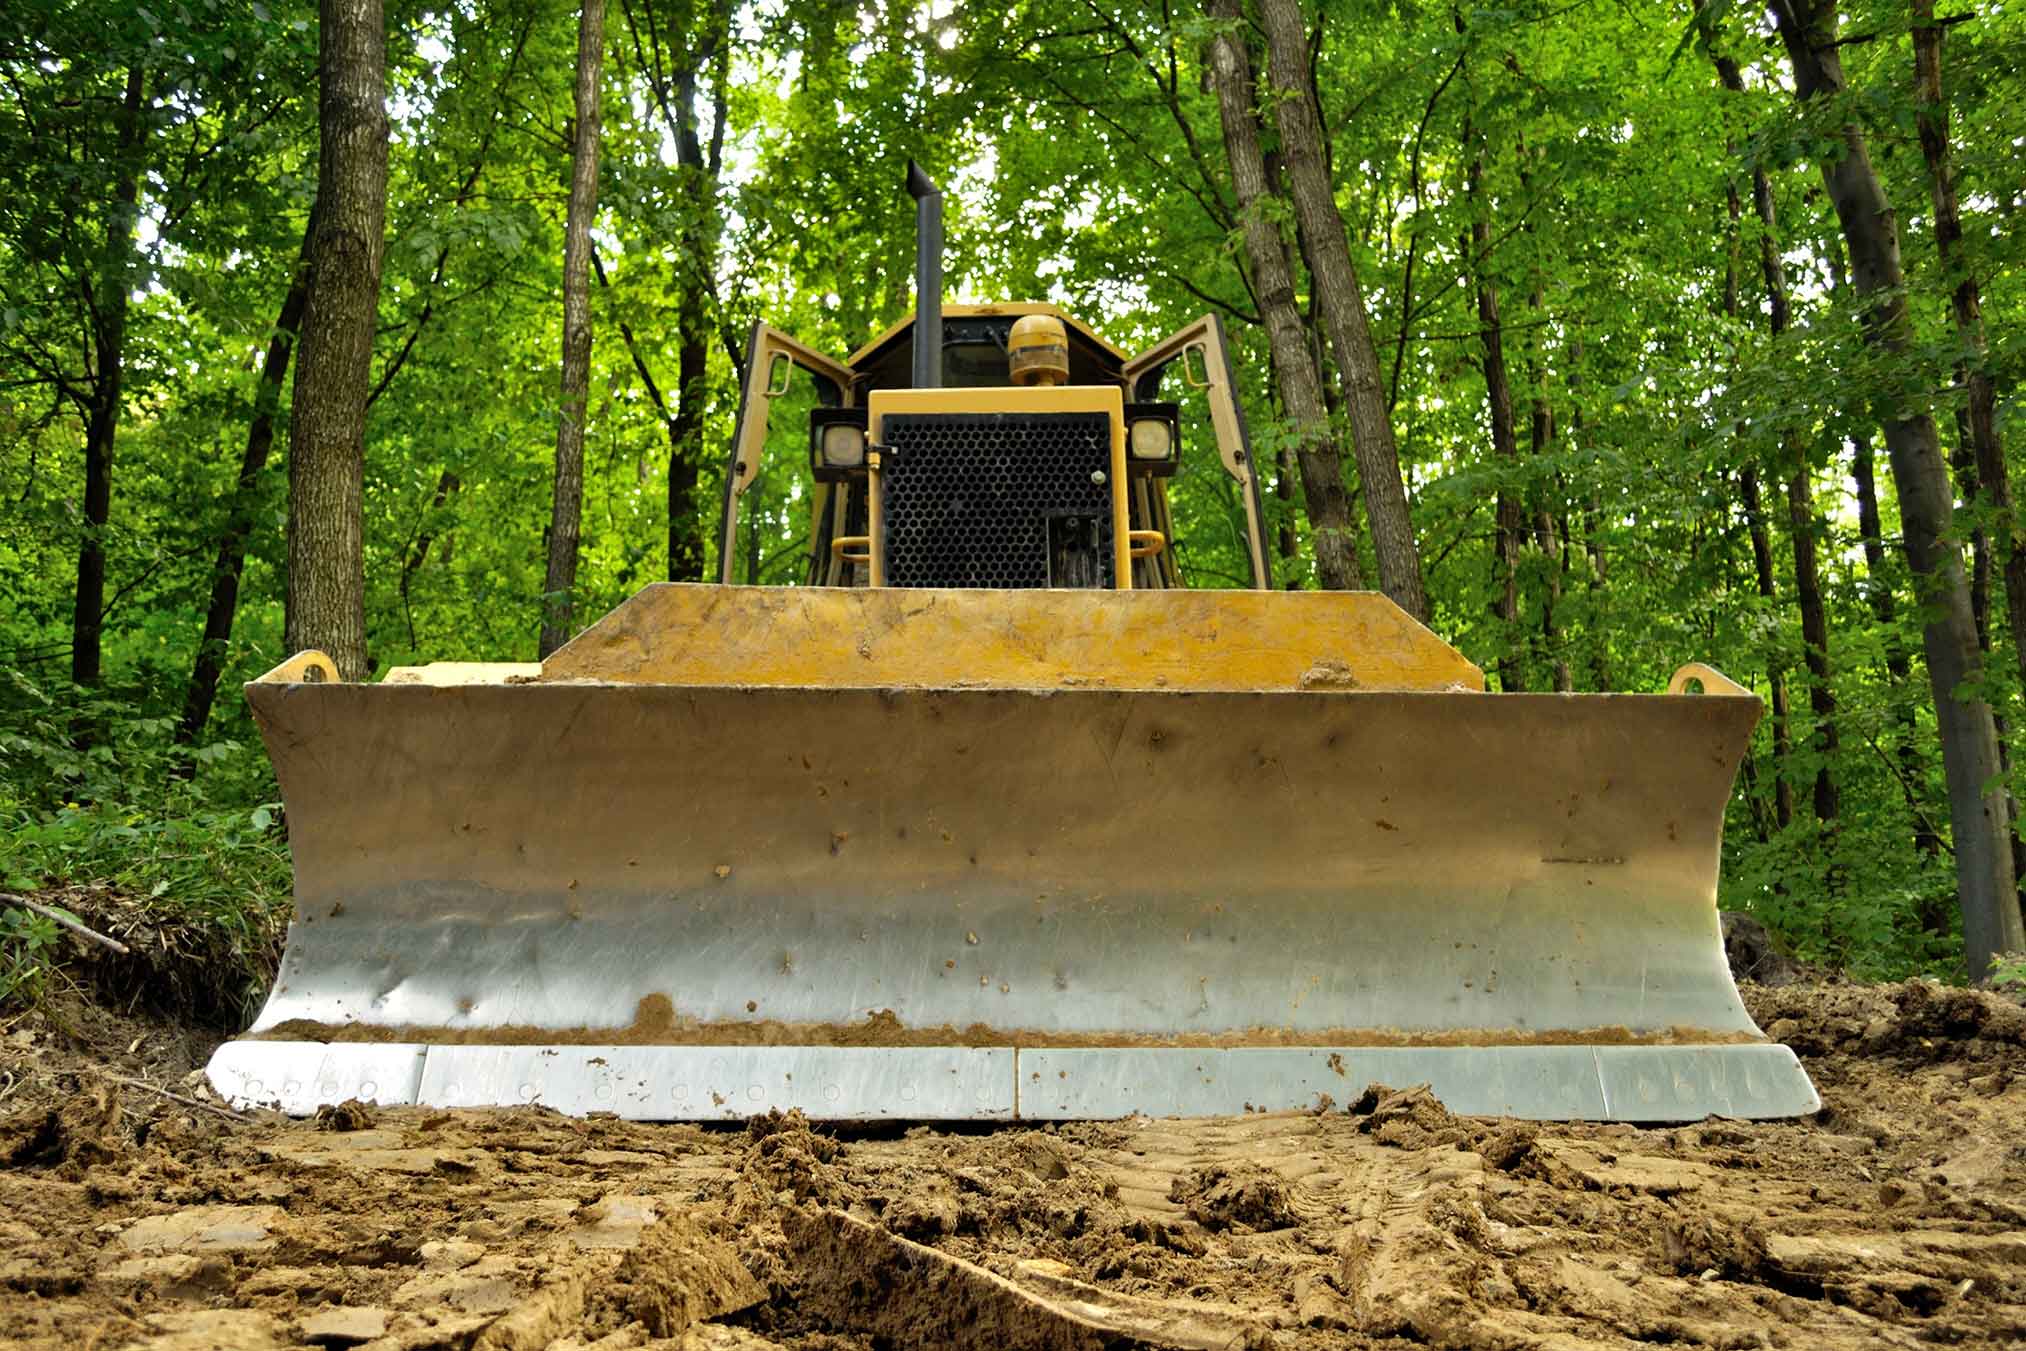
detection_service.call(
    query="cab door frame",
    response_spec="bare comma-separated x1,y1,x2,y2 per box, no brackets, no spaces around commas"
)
717,322,856,585
1121,314,1273,590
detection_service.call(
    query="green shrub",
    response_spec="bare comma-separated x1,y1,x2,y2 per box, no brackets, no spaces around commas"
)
0,666,290,1016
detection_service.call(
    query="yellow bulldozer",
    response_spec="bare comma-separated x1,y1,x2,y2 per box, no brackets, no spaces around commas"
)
207,166,1818,1123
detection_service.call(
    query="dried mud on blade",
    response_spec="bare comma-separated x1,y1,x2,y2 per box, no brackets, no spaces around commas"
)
209,586,1817,1122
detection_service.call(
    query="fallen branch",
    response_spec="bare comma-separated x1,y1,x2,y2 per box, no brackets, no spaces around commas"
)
1,893,131,955
103,1074,250,1123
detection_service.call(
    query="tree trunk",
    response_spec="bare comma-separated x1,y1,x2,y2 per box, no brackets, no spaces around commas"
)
1525,287,1570,692
1566,335,1609,692
1741,467,1797,831
1915,0,2024,695
1721,159,1795,830
1837,225,1934,862
1529,427,1570,689
664,16,725,584
1458,110,1525,691
1506,129,1570,691
1850,432,1907,676
1256,0,1425,616
1204,0,1362,590
1775,0,2023,975
667,291,706,582
1947,428,1993,647
70,64,146,692
286,0,389,681
177,214,316,746
539,0,607,658
400,469,461,649
1786,463,1838,822
1581,484,1609,690
1750,104,1839,825
1714,50,1837,823
1275,446,1299,575
1853,393,1941,866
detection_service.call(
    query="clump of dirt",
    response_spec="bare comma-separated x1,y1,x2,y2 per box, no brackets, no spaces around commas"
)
0,1082,121,1174
1470,1121,1540,1172
719,1109,856,1306
1166,1163,1296,1231
1657,1212,1773,1281
312,1098,375,1132
742,1109,847,1207
1350,1082,1468,1149
1894,978,2026,1045
1746,978,2026,1065
879,1185,962,1240
604,1212,765,1337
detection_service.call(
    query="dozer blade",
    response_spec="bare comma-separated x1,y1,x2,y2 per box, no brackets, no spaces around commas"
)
209,586,1817,1122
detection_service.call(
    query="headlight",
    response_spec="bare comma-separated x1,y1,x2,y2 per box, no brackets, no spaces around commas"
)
821,423,866,468
1129,418,1174,461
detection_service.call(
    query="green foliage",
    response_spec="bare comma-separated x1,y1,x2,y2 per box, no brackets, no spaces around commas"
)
0,669,290,1010
1987,951,2026,989
0,904,62,1007
2,0,2023,994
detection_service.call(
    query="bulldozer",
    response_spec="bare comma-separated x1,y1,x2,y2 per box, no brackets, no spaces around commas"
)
206,166,1818,1123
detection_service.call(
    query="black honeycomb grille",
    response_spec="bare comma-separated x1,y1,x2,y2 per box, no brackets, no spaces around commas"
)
880,412,1114,588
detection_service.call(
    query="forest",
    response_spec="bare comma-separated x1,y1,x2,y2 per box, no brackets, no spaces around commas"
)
2,0,2023,1008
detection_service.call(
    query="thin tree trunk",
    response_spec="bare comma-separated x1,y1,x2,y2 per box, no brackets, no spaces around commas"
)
1950,424,1993,649
1786,464,1839,822
1837,234,1935,862
1713,50,1838,823
400,469,460,649
1257,0,1425,616
539,0,607,657
1529,413,1569,689
177,214,316,746
1566,334,1609,692
1855,412,1946,867
1524,287,1569,691
1581,483,1609,691
668,291,707,581
1915,0,2024,693
1774,0,2023,975
286,0,388,681
1457,108,1525,689
1275,446,1299,575
665,15,724,584
1506,128,1569,691
1751,175,1840,825
1204,0,1362,590
1850,432,1907,677
1721,158,1795,829
1741,467,1797,831
70,64,146,692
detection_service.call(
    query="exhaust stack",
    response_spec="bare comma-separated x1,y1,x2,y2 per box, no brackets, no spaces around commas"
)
906,160,942,390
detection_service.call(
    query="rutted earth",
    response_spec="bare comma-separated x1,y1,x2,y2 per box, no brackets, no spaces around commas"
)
0,981,2022,1350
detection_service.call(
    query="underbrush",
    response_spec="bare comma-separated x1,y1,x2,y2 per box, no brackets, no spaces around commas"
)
0,668,289,1026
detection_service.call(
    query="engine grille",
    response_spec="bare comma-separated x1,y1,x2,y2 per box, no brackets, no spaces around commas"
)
880,412,1114,588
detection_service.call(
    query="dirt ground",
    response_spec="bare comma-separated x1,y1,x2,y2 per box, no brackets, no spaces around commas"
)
1,980,2022,1351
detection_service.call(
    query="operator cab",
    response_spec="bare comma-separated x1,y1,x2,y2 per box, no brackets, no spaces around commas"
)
718,164,1270,593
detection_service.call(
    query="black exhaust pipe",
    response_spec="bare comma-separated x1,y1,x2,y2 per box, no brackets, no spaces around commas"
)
906,160,942,390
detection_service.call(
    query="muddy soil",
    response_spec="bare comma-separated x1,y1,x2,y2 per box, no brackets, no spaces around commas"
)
1,980,2022,1350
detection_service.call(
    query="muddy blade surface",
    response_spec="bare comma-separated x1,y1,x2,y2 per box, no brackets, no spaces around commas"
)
210,681,1816,1121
